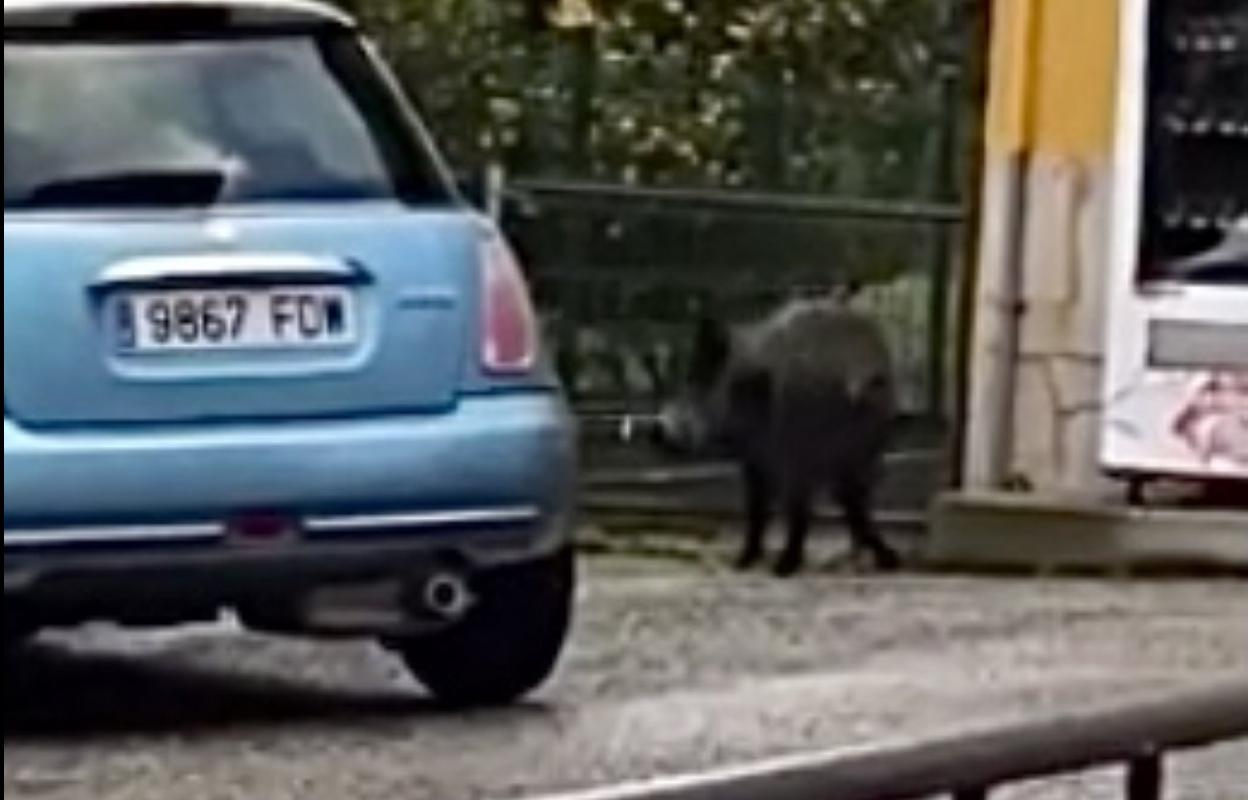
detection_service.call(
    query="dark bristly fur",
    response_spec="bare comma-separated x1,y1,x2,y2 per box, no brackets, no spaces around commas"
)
657,297,902,577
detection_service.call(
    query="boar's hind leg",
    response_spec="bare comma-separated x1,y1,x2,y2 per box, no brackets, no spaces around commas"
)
737,463,773,571
774,488,813,578
837,477,902,572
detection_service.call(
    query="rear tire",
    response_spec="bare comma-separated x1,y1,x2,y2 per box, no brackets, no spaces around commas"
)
392,549,575,709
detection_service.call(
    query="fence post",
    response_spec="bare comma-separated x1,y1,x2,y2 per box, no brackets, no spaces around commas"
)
924,67,959,423
485,162,507,224
923,0,967,424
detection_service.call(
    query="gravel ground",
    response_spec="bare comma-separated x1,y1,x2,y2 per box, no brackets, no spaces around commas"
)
5,555,1246,800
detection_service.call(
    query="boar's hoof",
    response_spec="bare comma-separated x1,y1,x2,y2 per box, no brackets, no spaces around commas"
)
874,547,904,573
773,553,805,579
734,547,764,572
851,544,903,574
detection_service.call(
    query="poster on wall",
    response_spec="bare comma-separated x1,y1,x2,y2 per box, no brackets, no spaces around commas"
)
1107,360,1248,478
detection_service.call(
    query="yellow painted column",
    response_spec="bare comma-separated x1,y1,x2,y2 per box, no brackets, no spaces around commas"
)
985,0,1121,161
965,0,1125,492
984,0,1040,156
1032,0,1121,160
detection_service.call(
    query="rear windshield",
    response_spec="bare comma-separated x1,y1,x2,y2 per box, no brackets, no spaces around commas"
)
3,31,452,210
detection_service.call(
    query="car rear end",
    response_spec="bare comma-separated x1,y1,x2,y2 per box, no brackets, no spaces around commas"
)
3,0,576,705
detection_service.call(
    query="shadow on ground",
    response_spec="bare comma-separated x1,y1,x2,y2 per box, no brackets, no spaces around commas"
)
3,642,546,741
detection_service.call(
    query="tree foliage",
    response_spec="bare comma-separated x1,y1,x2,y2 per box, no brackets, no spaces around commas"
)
349,0,968,197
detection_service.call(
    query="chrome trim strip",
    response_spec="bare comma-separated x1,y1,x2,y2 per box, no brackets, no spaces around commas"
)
3,507,542,549
94,253,360,290
4,523,225,548
304,507,543,534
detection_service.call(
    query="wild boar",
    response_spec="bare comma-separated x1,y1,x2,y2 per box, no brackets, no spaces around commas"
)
656,296,902,576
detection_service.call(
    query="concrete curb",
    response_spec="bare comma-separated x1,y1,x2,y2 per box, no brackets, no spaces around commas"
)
929,491,1248,575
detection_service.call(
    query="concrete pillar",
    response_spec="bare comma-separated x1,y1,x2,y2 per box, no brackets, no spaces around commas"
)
963,0,1123,497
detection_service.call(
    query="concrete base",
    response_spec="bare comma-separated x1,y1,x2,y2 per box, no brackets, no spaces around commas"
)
929,491,1248,574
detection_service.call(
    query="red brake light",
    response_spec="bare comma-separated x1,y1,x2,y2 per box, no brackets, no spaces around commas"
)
481,237,539,374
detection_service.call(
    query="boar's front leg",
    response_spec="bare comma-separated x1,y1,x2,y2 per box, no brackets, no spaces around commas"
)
737,462,772,571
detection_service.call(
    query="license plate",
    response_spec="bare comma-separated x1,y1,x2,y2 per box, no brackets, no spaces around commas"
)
114,287,358,353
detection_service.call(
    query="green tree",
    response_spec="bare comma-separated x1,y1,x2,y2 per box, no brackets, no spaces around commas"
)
347,0,968,198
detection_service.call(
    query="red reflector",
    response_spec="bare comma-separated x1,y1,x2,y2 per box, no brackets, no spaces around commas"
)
230,514,296,543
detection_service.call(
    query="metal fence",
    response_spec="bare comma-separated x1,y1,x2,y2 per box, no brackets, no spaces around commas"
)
519,681,1248,800
479,177,965,514
498,178,966,432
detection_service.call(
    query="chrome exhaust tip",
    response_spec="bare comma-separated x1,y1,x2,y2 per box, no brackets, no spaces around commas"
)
422,573,474,621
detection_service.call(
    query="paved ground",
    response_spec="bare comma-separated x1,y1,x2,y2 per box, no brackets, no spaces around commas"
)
4,555,1246,800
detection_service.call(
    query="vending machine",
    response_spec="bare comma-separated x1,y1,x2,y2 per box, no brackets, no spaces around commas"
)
1102,0,1248,485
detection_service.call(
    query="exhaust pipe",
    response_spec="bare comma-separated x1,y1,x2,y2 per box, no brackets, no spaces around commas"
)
421,573,474,622
293,571,475,637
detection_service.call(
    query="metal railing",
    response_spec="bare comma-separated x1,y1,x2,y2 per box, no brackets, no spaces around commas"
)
521,682,1248,800
508,179,965,224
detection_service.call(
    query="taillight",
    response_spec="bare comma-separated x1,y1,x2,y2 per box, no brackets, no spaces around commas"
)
481,236,539,374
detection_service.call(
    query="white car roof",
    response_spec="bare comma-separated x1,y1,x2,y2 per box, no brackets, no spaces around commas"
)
3,0,353,28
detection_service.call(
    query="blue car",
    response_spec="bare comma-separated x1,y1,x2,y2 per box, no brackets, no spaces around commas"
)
4,0,577,706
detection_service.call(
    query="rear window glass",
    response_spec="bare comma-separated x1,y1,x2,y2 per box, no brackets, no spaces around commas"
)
3,32,451,210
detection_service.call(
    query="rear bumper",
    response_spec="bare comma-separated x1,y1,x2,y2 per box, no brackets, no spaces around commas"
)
4,393,577,607
4,518,567,629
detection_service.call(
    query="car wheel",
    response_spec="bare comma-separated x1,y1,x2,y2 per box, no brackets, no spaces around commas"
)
392,548,575,709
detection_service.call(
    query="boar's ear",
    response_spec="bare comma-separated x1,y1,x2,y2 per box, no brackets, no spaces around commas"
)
688,314,732,388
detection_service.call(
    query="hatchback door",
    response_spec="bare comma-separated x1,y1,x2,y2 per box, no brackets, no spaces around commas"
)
5,211,484,426
4,14,484,427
